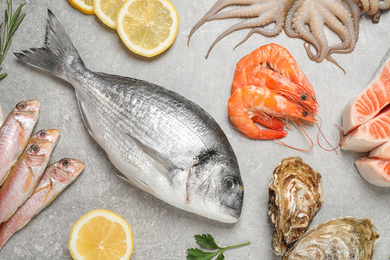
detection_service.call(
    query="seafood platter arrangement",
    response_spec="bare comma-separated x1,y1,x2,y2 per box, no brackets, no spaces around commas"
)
0,0,389,259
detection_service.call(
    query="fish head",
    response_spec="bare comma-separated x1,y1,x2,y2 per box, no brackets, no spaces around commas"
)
187,150,244,223
25,129,60,166
33,129,61,144
13,99,40,127
50,158,85,184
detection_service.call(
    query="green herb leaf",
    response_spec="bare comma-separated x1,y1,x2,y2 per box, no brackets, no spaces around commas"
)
195,234,220,250
0,0,26,80
186,248,218,260
186,234,250,260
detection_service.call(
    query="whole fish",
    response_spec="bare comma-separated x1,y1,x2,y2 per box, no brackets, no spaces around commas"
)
0,100,40,185
0,158,84,250
15,10,244,223
0,129,60,223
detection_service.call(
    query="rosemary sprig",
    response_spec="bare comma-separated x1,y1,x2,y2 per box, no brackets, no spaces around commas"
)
0,0,25,80
187,234,250,260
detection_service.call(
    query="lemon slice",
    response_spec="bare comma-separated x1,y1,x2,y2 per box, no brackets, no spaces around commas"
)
67,0,94,15
116,0,179,57
68,209,134,260
94,0,127,29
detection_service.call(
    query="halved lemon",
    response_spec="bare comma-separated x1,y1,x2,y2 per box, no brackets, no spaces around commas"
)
67,0,94,15
68,209,134,260
94,0,127,29
116,0,179,57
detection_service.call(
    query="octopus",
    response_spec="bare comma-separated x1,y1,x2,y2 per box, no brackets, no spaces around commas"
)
188,0,390,71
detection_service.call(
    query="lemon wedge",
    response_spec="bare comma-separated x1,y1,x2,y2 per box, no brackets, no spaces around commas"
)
116,0,179,57
68,209,134,260
67,0,94,15
94,0,127,29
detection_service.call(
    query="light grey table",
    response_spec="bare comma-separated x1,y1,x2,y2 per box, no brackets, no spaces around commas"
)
0,0,389,259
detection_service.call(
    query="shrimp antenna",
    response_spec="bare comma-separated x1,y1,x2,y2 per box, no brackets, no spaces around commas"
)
315,113,341,153
274,120,314,152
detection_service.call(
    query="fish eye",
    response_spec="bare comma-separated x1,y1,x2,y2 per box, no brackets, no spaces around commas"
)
302,111,308,117
38,131,46,137
223,176,236,190
300,94,307,101
61,160,68,167
30,144,39,152
16,101,26,109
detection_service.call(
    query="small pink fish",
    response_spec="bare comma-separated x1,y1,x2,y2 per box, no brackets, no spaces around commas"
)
0,129,60,223
0,100,40,185
0,158,84,250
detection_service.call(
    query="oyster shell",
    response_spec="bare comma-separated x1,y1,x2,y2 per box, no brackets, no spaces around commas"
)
268,157,323,255
282,217,379,259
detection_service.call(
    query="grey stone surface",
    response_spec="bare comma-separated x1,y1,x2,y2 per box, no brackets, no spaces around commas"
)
0,0,389,259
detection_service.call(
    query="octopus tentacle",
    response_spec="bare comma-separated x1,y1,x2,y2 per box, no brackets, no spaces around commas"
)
379,0,390,9
355,0,369,12
233,23,284,50
233,3,292,49
368,0,380,14
322,0,357,71
286,1,329,63
374,0,390,22
285,1,322,61
190,0,389,69
204,14,282,58
188,0,272,45
342,0,361,36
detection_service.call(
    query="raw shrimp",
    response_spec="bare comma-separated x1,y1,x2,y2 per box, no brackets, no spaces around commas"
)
228,86,316,140
232,44,318,114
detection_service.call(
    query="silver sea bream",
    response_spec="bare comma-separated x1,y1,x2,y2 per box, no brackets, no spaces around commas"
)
15,10,244,223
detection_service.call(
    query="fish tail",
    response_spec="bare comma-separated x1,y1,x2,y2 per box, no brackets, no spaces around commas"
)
14,10,84,81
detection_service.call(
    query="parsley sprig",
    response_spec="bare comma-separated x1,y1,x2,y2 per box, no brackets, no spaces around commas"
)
0,0,26,79
187,234,250,260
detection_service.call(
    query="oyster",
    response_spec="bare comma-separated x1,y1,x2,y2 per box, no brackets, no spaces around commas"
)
282,217,379,259
268,157,323,255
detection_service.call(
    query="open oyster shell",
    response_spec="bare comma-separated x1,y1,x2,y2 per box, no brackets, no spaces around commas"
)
268,157,323,255
282,217,379,259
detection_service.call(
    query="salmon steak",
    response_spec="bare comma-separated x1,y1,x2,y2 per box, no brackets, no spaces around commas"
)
341,106,390,152
355,157,390,187
342,48,390,135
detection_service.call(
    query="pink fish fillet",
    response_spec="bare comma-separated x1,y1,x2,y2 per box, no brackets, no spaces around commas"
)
368,141,390,159
342,48,390,135
341,106,390,152
355,157,390,187
0,100,40,185
0,129,60,224
0,158,84,250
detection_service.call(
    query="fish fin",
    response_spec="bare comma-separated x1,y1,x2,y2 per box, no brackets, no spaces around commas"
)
22,168,34,193
127,133,182,181
14,10,84,81
76,92,95,139
115,171,156,195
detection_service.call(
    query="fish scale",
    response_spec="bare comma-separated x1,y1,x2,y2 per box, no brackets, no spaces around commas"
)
15,10,244,223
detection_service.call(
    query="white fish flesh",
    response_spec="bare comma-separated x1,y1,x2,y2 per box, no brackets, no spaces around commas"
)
15,10,244,223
